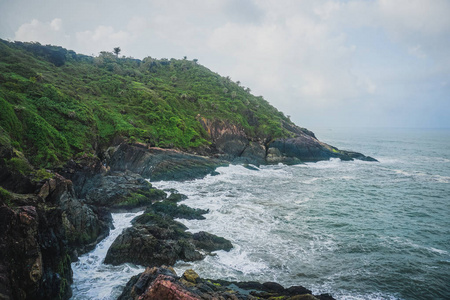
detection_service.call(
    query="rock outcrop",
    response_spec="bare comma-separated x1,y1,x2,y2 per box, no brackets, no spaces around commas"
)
106,143,227,181
199,118,377,165
104,202,232,266
118,266,336,300
0,203,72,300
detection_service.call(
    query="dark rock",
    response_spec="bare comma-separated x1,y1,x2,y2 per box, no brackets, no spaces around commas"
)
262,281,285,293
107,144,226,181
104,225,204,266
152,200,207,220
0,204,73,300
166,192,188,203
192,231,233,252
286,285,312,295
46,174,111,254
105,204,232,267
199,118,249,158
69,170,166,210
119,266,335,300
316,293,337,300
269,133,377,163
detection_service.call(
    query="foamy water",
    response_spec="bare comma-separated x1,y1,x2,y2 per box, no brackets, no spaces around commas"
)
70,211,145,300
152,128,450,300
70,128,450,300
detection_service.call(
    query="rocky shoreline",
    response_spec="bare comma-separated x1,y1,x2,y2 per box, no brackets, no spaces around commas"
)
0,126,376,299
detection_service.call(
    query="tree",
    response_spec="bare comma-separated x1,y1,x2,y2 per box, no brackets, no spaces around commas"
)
113,47,121,57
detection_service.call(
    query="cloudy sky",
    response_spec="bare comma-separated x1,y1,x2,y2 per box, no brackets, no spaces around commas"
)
1,0,449,129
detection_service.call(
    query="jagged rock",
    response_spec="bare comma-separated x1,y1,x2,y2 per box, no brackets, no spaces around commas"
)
46,174,111,254
0,204,72,300
192,231,233,252
105,205,232,267
104,225,204,266
119,266,336,300
76,171,166,209
152,200,208,220
107,144,227,181
269,131,377,163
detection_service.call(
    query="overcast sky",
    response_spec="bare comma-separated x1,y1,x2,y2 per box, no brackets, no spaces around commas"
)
1,0,449,129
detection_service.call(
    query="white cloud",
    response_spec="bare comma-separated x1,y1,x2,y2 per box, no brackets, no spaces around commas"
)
75,25,135,55
15,18,70,46
7,0,450,127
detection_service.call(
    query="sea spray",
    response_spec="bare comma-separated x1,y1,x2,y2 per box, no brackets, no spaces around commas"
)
70,211,145,300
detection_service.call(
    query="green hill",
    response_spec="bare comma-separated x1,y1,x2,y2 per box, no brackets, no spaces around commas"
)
0,39,294,168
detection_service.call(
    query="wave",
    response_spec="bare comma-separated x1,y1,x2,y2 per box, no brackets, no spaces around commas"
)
71,212,145,300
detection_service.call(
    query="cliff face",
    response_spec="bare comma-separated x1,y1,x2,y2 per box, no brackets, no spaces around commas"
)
198,117,377,165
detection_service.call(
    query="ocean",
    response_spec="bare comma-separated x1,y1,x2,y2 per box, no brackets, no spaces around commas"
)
71,127,450,300
154,127,450,300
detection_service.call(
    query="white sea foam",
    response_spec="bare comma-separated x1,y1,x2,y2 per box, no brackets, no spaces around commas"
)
70,212,145,300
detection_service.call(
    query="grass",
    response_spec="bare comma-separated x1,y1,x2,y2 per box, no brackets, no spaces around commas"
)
0,39,296,169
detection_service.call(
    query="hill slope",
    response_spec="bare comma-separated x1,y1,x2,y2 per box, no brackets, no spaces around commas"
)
0,39,294,166
0,39,374,173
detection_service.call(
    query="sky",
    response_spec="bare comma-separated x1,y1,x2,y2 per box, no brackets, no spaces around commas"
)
1,0,449,129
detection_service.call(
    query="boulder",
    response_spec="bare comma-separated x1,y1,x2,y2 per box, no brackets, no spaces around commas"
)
105,205,232,267
104,225,204,266
192,231,233,252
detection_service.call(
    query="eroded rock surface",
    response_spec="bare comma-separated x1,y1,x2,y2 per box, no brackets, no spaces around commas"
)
119,266,336,300
104,202,232,267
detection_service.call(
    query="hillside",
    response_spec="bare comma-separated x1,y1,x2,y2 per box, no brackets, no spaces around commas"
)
0,39,299,168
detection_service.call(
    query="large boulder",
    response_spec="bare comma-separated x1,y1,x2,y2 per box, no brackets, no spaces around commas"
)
105,204,232,267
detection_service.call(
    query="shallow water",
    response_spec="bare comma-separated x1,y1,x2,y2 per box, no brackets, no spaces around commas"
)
152,128,450,300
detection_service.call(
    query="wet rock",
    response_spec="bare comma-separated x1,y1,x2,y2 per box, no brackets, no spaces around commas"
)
119,266,336,300
166,191,188,203
192,231,233,252
104,224,204,266
105,204,232,267
152,200,208,220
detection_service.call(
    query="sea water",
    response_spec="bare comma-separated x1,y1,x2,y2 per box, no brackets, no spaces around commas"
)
152,128,450,300
70,211,145,299
70,128,450,300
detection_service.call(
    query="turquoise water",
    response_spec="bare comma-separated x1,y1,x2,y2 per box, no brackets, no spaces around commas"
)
153,128,450,300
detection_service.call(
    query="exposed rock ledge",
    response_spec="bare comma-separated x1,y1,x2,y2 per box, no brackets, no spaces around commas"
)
102,119,376,182
118,266,336,300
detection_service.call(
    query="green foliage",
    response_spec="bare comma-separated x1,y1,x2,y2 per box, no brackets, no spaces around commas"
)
5,157,32,175
0,186,12,206
34,168,54,181
0,39,294,168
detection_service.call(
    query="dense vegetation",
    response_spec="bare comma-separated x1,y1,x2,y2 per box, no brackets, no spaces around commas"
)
0,39,293,168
